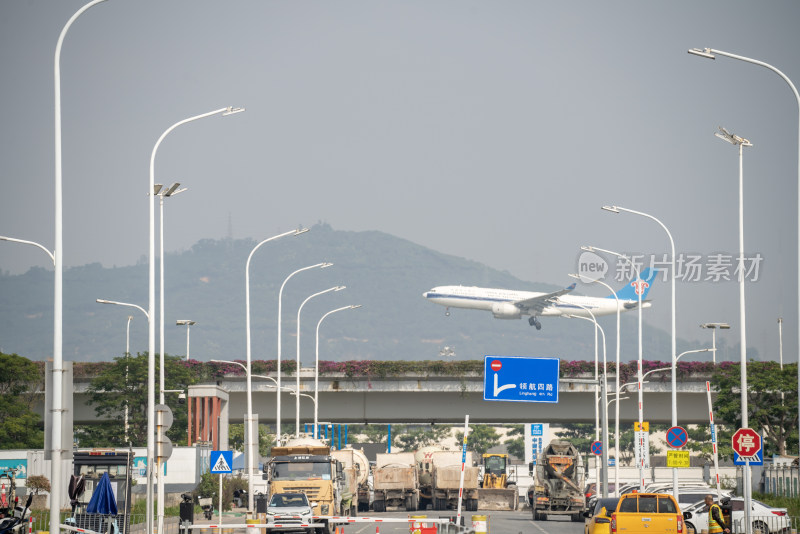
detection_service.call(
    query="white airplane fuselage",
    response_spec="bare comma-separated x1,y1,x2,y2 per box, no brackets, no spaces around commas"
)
423,285,649,319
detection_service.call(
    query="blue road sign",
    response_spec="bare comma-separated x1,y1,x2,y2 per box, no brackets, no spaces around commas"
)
210,450,233,474
666,426,688,449
591,441,603,456
483,356,559,403
734,449,764,466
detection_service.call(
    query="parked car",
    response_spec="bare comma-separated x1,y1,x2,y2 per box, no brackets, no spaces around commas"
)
583,497,619,534
682,497,790,534
610,492,691,534
266,493,315,533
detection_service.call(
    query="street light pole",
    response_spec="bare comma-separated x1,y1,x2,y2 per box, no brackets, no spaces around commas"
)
566,306,608,497
700,323,730,364
244,228,308,514
277,263,332,446
148,106,243,534
125,315,133,444
570,273,621,496
314,305,361,437
688,43,800,469
584,246,645,490
296,286,346,437
602,205,677,501
176,320,196,361
53,3,108,530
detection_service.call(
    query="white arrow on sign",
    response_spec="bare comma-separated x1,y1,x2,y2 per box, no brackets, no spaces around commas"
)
493,373,516,397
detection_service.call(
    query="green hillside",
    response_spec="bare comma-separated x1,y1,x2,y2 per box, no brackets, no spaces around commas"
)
0,223,675,363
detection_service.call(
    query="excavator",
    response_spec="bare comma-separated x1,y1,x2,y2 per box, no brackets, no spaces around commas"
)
477,454,518,510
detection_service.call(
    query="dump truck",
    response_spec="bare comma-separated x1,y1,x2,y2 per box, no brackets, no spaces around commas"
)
477,453,518,511
372,452,419,512
431,450,479,511
414,446,440,510
528,439,585,522
264,437,344,533
331,448,369,516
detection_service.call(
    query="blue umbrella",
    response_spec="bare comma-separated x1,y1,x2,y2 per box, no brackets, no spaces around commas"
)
86,473,118,516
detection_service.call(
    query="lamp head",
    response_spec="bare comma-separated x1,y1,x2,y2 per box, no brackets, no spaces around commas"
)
688,48,716,60
350,304,363,309
176,319,196,326
580,245,594,252
222,106,246,116
153,184,164,195
295,227,310,236
321,262,334,269
715,126,752,147
601,205,620,214
335,286,346,292
96,299,110,304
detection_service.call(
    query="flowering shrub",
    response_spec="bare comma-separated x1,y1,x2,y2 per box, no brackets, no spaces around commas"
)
71,358,721,381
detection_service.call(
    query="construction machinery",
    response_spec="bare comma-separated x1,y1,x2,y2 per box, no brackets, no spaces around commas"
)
528,439,585,522
264,437,345,534
431,450,479,511
372,452,419,512
331,448,369,516
477,453,518,511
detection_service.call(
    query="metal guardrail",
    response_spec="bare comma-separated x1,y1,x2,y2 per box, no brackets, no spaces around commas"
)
732,514,797,534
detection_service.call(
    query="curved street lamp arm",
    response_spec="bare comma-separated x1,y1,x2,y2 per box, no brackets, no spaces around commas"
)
0,236,55,264
96,298,149,320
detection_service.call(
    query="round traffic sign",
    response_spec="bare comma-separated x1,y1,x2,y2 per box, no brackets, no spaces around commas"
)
590,440,603,456
666,426,688,449
732,428,761,457
490,360,502,372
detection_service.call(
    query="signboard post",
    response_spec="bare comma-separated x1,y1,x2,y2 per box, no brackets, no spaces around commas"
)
210,451,233,531
483,356,559,403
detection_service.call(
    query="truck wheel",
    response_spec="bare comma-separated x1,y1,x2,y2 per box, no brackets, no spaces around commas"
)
411,494,419,511
571,513,582,522
470,498,479,511
373,500,384,513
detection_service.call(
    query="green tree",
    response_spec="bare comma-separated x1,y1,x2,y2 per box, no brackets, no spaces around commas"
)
228,423,278,457
195,472,247,511
555,423,595,456
712,362,798,456
396,426,451,452
504,424,525,460
355,424,407,449
0,352,44,449
455,424,500,455
77,353,197,447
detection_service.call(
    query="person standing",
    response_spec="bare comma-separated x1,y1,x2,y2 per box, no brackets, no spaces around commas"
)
705,494,730,534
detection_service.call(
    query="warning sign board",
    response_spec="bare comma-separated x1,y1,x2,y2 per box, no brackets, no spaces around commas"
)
210,450,233,474
666,450,690,468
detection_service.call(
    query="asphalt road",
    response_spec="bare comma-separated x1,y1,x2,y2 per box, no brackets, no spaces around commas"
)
330,509,583,534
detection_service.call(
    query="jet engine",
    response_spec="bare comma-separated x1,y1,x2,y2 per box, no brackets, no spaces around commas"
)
491,302,521,319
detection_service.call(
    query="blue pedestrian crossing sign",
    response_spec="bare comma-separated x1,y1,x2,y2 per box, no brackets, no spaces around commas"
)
734,449,764,466
483,356,559,403
210,450,233,474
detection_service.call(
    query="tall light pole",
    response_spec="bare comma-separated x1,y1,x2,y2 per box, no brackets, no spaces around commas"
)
125,315,133,443
700,323,730,364
688,44,800,471
243,228,308,514
314,305,361,437
277,263,332,446
296,286,346,437
602,206,677,500
176,320,196,361
96,300,149,447
570,273,621,496
149,109,243,534
583,246,646,489
566,304,608,497
715,125,755,527
52,3,108,530
157,182,187,400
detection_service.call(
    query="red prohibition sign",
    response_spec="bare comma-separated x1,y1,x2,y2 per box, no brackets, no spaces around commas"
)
490,360,502,372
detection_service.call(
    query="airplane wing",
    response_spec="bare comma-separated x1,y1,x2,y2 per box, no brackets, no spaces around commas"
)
512,283,576,314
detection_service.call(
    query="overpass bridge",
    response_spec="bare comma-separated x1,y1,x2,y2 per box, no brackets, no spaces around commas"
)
72,368,716,427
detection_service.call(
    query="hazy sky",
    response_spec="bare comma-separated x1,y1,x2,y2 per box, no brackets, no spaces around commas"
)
1,1,799,363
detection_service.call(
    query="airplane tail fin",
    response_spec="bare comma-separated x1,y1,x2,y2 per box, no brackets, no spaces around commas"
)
606,268,658,301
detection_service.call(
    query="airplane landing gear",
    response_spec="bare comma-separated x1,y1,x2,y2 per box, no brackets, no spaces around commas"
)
529,316,542,330
445,308,450,317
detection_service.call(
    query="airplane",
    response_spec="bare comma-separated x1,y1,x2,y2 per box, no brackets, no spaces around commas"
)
422,268,657,330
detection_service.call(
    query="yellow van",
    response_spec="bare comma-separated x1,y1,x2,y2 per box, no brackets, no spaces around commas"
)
611,493,691,534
